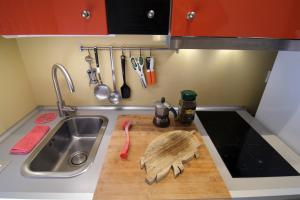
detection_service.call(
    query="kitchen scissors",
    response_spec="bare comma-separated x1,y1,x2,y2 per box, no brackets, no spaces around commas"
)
131,57,147,88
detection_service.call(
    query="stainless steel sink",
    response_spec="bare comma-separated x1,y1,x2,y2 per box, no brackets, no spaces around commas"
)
22,115,108,178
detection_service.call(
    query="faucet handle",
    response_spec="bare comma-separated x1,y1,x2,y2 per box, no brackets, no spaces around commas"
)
62,106,77,116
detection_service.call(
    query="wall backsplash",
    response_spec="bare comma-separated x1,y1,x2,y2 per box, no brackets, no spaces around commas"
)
14,36,277,115
0,37,36,134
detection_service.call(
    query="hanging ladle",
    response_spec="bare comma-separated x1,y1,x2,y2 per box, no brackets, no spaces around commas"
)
108,47,122,104
93,47,111,100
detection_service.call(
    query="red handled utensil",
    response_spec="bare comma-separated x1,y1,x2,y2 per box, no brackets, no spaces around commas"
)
146,57,152,85
149,57,156,85
120,120,133,159
145,57,156,85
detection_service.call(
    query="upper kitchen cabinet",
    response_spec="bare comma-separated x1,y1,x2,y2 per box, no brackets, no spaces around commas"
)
0,0,107,35
171,0,300,39
106,0,170,35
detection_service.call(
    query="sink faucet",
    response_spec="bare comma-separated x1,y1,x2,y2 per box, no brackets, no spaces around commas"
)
52,64,76,117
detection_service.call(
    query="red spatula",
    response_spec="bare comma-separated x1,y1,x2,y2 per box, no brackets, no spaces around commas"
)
120,120,133,159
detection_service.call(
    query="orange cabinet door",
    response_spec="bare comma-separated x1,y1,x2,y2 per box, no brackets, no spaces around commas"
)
0,0,107,35
171,0,300,39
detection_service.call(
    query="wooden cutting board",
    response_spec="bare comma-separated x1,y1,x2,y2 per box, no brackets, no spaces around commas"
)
93,115,231,200
141,130,201,184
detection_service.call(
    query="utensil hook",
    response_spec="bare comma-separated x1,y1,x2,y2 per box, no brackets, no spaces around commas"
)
129,49,131,58
139,48,142,57
87,49,91,56
149,49,152,57
121,48,124,56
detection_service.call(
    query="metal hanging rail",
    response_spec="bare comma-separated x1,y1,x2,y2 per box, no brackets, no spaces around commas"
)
80,45,178,52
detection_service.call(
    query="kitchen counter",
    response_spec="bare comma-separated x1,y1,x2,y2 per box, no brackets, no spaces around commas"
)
0,106,299,200
0,107,155,200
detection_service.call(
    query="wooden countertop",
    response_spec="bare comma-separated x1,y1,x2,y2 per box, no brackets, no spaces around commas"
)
93,115,231,200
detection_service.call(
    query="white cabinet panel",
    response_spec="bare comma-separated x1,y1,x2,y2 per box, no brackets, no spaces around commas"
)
256,51,300,155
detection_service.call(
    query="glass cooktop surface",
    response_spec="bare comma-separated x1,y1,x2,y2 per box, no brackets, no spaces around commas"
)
196,111,299,178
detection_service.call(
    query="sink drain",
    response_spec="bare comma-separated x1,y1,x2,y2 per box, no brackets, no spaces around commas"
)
69,151,88,166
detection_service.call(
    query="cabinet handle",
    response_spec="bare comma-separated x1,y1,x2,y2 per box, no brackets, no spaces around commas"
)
186,11,196,21
147,10,155,19
81,10,91,19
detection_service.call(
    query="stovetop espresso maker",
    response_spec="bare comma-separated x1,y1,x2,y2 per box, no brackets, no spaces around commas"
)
153,97,177,128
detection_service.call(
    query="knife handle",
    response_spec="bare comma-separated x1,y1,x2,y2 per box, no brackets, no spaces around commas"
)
150,58,156,85
151,71,156,85
146,71,152,85
145,57,152,85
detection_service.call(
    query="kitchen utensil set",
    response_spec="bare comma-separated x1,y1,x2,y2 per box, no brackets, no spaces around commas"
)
130,50,156,88
84,47,157,102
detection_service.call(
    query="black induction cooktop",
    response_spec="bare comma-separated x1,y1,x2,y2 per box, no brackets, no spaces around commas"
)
196,111,299,178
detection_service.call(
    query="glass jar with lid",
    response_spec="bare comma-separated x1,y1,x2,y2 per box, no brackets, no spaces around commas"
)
178,90,197,125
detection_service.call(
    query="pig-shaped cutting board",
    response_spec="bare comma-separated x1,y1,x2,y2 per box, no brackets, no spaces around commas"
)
140,130,201,184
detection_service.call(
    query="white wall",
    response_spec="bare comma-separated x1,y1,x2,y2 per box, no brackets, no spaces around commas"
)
256,51,300,155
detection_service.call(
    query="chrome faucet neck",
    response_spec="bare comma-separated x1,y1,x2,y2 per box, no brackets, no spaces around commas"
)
52,64,76,117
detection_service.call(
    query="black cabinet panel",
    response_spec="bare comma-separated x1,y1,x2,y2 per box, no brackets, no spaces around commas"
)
106,0,170,34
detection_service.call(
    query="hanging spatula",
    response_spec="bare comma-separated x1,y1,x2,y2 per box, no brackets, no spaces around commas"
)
120,53,131,98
